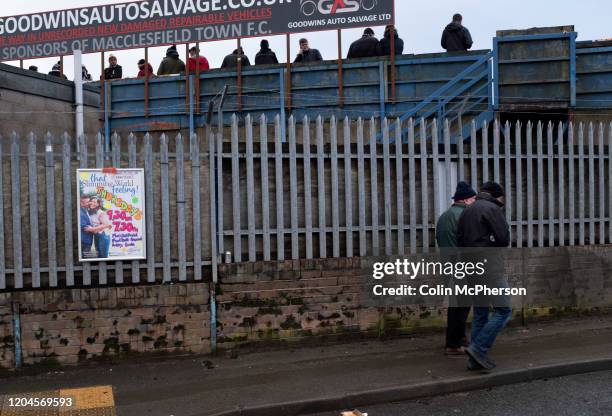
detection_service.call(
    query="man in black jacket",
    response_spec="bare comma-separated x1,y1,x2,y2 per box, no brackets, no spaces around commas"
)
441,13,473,52
347,28,379,59
457,182,512,371
104,55,123,80
221,47,251,69
294,38,323,63
378,25,405,56
255,40,279,65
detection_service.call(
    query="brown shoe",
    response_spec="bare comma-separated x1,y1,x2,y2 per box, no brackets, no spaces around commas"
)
444,347,465,356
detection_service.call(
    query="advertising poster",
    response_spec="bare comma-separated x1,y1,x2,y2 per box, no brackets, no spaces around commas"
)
0,0,394,61
77,169,146,262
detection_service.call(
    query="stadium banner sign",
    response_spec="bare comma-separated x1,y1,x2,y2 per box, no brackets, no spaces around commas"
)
77,169,146,262
0,0,395,61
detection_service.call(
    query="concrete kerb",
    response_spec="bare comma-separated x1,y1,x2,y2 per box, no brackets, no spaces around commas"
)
208,358,612,416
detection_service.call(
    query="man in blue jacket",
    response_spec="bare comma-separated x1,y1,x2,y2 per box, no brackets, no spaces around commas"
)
80,194,94,255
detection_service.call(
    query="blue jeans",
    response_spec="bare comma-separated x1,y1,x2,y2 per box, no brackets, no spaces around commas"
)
469,306,512,363
94,233,110,258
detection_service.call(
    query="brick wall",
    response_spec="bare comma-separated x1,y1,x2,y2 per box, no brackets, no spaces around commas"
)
0,283,210,368
0,297,14,369
216,246,612,347
1,246,611,369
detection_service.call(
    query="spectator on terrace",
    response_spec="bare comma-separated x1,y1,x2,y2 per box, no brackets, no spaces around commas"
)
188,46,210,72
294,38,323,63
48,62,67,79
255,40,279,65
378,25,405,56
442,13,474,52
103,54,123,80
157,45,186,76
347,28,380,59
81,65,92,82
221,47,251,69
137,59,155,79
28,65,38,72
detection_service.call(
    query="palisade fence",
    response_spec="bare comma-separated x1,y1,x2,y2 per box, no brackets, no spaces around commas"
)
0,115,611,291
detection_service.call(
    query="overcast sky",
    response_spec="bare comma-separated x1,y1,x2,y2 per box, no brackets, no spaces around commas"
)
2,0,611,80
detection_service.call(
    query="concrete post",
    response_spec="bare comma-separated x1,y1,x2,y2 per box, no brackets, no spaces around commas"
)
74,50,84,148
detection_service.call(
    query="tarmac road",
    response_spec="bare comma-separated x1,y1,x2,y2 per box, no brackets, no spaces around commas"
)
329,370,612,416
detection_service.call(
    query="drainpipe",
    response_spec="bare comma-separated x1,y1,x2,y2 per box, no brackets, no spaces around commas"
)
12,302,22,369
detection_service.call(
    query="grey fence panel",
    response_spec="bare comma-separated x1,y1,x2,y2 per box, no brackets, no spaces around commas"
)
432,120,441,243
504,122,512,244
587,124,596,245
470,121,477,191
443,120,452,219
28,134,41,288
160,134,172,281
515,123,523,248
43,134,58,287
369,118,379,256
395,119,404,255
216,131,224,256
407,119,417,255
344,117,354,258
95,134,107,285
144,133,156,282
62,134,75,286
246,116,257,262
547,123,556,246
289,116,299,260
208,132,218,282
331,117,341,258
303,116,314,259
537,123,545,247
578,124,585,246
382,118,392,256
176,134,187,281
482,122,489,183
419,118,429,253
357,118,366,257
1,116,610,291
317,116,327,258
128,134,141,283
11,134,23,289
526,123,534,248
111,133,124,284
261,115,272,261
231,117,242,263
493,119,501,184
275,115,285,261
557,123,565,247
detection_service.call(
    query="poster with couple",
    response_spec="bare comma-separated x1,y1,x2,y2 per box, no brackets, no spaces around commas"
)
77,169,147,262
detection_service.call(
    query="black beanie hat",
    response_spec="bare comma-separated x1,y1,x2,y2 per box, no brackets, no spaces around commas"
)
481,181,505,198
261,39,269,49
452,181,477,201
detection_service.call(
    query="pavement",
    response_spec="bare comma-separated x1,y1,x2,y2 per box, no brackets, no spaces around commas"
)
334,370,612,416
0,316,611,416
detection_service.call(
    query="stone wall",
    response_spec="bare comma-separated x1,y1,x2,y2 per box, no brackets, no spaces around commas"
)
216,246,612,347
0,283,210,368
1,245,611,369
